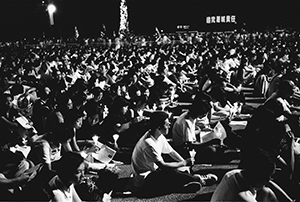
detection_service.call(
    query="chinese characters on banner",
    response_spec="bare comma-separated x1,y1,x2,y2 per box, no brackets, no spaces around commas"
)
206,15,236,24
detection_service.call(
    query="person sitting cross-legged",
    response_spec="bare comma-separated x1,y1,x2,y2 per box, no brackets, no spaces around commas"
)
172,99,236,164
131,111,218,198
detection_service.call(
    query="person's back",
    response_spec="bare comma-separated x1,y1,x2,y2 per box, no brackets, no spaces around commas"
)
20,164,56,201
131,131,165,187
266,75,281,98
172,111,195,147
211,169,256,202
211,149,279,202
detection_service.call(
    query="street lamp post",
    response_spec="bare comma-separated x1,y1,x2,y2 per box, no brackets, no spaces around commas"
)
47,4,56,38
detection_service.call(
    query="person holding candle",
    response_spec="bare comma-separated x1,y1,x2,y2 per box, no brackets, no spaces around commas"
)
131,111,218,197
172,99,235,164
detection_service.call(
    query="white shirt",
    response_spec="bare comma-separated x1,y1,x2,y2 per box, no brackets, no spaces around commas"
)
211,169,257,202
131,131,174,187
49,175,76,202
172,111,197,146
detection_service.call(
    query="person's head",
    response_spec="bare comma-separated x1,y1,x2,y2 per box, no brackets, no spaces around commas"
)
144,88,150,98
65,108,85,129
54,70,63,80
149,111,171,136
45,86,51,94
56,152,85,186
136,89,142,97
10,83,24,96
132,74,138,83
242,149,275,190
85,104,101,126
188,100,212,119
2,93,13,108
277,79,295,98
72,91,87,108
56,93,73,110
47,124,75,144
91,87,103,102
111,96,129,115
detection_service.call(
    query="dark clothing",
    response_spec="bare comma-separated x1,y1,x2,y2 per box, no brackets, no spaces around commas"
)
137,168,200,198
244,100,287,156
100,112,149,147
100,113,129,143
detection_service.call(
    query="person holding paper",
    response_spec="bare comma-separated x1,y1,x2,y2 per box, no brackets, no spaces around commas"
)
172,99,233,164
131,111,218,197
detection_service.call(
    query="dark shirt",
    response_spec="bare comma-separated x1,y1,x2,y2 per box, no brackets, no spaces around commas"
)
100,112,129,143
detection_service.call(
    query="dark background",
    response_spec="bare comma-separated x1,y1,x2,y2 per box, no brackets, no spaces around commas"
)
0,0,298,40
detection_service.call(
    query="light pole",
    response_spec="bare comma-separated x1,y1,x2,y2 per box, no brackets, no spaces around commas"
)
47,4,56,38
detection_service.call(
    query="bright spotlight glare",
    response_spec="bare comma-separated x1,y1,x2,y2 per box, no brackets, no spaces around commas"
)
47,4,56,14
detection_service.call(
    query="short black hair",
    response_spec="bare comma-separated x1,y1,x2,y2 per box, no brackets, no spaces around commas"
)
149,111,169,129
242,148,275,181
189,99,211,119
65,108,85,125
278,80,295,96
91,87,103,96
56,152,84,175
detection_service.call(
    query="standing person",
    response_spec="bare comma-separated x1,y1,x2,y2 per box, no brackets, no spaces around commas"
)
131,111,218,197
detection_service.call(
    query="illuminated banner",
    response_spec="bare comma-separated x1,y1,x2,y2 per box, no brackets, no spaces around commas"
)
206,15,236,24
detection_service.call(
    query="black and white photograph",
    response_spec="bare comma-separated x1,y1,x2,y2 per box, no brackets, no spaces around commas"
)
0,0,300,201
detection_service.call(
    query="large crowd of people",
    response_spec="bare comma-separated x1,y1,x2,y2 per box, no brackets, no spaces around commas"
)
1,28,300,201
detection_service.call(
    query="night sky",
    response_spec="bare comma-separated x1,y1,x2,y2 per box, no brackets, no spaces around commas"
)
0,0,297,41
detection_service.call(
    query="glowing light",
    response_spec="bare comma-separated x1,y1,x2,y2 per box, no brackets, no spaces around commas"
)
47,4,56,14
47,4,56,25
119,0,129,36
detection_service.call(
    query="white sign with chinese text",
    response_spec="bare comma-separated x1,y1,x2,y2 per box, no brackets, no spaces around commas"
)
206,15,236,24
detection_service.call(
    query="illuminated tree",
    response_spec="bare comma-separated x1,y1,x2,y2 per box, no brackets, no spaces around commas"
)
119,0,129,38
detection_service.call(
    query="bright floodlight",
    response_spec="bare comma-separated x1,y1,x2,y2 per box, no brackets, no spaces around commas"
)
47,4,56,14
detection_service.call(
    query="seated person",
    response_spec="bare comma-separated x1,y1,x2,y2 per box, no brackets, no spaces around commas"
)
0,93,22,146
172,99,234,164
0,150,34,201
0,93,36,200
27,125,74,171
49,152,85,202
22,152,86,202
63,108,86,153
77,104,104,141
131,111,218,197
211,148,294,202
100,96,146,148
243,80,299,180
